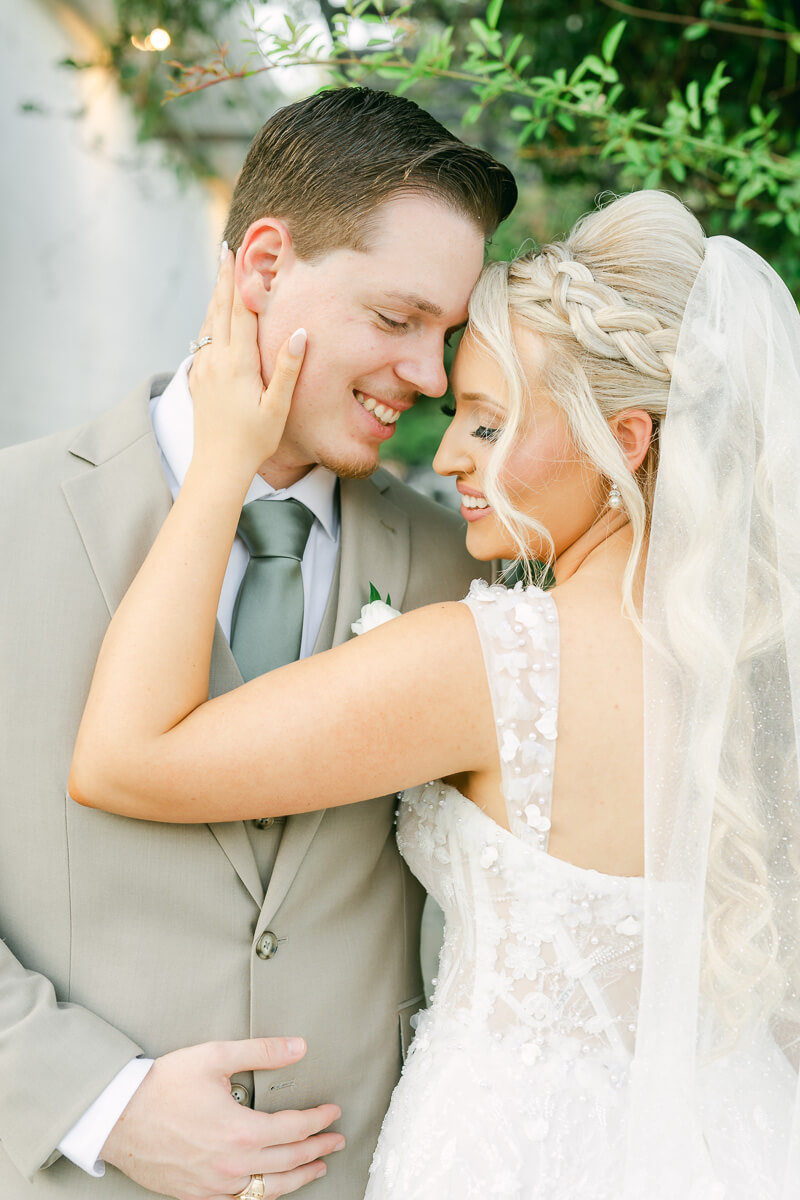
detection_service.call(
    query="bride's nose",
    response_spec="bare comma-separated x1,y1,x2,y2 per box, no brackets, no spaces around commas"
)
433,420,473,478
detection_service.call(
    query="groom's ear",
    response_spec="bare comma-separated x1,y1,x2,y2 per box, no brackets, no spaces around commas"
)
236,218,295,314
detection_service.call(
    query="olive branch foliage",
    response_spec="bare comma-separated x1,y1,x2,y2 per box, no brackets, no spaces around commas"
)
63,0,798,464
163,0,800,247
157,0,800,464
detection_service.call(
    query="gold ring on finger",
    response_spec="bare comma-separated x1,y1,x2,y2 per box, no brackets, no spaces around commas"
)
189,336,213,353
234,1173,266,1200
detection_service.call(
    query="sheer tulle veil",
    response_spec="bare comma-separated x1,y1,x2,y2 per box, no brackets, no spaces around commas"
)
625,236,800,1197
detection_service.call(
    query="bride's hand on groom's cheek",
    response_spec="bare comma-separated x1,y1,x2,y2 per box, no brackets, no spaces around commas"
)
100,1036,345,1199
188,246,307,480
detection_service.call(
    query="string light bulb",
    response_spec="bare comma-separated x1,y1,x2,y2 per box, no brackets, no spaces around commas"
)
130,27,171,52
148,28,171,51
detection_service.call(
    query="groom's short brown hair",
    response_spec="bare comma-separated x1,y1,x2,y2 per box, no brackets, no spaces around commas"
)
224,86,517,257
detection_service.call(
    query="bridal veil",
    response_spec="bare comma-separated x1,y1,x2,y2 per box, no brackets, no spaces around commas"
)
627,235,800,1197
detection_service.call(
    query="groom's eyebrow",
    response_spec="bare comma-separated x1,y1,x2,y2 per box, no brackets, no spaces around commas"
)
384,290,444,317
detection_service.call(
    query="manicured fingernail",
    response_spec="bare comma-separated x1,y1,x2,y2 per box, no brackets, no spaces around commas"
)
332,1137,346,1151
286,1037,305,1056
219,240,228,263
288,328,307,357
316,1165,327,1179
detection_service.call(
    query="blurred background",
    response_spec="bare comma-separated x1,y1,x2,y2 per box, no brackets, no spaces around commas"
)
3,0,798,464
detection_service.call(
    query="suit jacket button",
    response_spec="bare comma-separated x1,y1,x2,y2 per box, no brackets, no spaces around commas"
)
230,1083,251,1105
253,817,274,829
256,930,280,960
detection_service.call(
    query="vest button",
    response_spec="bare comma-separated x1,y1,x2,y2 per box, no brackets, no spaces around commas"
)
253,817,274,829
230,1083,251,1105
256,930,280,960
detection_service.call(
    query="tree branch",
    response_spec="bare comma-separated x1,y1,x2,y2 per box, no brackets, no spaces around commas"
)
596,0,799,42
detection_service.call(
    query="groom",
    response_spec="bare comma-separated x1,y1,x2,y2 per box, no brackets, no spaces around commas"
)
0,87,515,1198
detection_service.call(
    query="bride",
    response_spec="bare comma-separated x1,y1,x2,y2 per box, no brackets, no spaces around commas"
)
70,190,800,1199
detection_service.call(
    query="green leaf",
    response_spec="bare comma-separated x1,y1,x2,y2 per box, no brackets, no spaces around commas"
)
469,18,493,47
683,22,709,40
602,20,626,65
669,158,687,182
386,594,392,607
463,103,483,125
504,32,524,63
511,104,532,121
487,0,503,31
369,583,380,603
583,54,607,76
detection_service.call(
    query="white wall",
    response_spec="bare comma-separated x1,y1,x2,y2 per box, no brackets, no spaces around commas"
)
1,0,225,449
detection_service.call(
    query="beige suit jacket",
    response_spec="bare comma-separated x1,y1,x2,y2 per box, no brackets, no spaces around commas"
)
0,377,486,1198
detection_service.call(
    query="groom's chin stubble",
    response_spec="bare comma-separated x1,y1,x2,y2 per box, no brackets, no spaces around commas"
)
317,448,382,481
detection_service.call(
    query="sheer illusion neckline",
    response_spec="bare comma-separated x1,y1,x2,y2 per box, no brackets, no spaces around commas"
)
447,580,646,885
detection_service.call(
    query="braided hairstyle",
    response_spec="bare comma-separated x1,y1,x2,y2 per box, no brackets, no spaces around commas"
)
466,190,706,616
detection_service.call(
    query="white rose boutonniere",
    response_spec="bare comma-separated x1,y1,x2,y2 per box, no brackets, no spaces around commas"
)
351,583,401,636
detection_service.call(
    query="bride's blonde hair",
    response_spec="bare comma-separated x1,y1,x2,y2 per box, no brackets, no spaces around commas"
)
469,191,797,1048
467,189,705,616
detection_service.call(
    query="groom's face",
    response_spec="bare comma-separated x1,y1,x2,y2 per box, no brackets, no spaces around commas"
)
241,194,486,486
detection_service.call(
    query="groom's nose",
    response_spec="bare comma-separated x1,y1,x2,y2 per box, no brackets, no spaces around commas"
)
394,345,448,399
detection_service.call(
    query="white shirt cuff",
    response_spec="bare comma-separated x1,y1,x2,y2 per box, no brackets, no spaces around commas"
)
57,1057,154,1176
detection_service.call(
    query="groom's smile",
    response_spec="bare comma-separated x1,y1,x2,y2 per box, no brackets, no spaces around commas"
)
353,389,414,436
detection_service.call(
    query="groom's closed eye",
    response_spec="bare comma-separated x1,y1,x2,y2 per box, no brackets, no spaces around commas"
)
375,312,460,348
375,312,409,332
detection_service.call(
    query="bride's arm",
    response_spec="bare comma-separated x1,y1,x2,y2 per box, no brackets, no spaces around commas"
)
69,252,495,823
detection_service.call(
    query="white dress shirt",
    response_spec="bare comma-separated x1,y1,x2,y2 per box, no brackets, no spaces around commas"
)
58,357,340,1175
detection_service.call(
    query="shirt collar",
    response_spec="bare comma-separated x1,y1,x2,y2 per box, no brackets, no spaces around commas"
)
151,355,340,542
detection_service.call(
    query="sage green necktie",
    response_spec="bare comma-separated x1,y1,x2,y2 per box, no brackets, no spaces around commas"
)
230,497,315,681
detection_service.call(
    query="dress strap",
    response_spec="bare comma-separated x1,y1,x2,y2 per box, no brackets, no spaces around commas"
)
461,579,560,851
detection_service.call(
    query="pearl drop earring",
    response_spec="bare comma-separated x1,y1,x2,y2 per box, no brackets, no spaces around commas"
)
608,481,623,509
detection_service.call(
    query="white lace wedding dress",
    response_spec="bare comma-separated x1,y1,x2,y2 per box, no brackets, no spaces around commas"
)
364,581,795,1200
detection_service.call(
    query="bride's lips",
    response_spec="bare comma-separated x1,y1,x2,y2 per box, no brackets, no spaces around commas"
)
457,483,492,522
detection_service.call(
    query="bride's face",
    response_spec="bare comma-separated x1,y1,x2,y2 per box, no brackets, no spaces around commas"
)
433,327,604,562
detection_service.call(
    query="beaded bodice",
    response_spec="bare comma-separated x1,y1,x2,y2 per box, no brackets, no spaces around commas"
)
397,581,645,1076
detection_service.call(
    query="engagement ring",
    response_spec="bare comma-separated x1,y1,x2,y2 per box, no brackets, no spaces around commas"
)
189,336,213,353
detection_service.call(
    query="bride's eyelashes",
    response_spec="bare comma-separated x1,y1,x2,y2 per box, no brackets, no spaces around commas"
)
473,425,502,443
440,403,501,442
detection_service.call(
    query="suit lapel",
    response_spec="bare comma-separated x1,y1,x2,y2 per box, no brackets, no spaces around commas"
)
206,629,266,909
332,471,411,646
63,381,265,909
260,470,411,925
